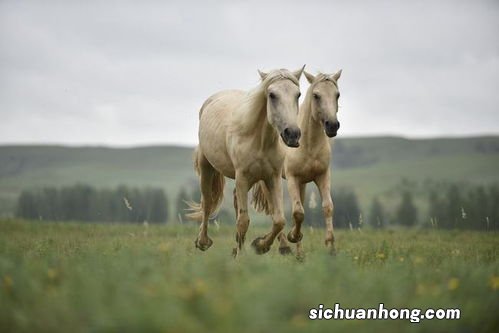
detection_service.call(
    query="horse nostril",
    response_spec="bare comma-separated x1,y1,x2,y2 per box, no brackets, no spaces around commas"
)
335,121,340,130
283,128,291,137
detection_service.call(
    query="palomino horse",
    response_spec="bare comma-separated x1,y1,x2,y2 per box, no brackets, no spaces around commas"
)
187,67,305,255
252,70,342,256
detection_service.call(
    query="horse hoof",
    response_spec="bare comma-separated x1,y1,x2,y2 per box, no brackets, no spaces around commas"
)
194,237,213,251
287,230,303,243
279,246,292,255
232,247,238,258
251,237,271,255
325,239,336,256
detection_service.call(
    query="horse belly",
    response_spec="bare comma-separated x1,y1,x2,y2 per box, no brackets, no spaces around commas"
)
198,91,243,179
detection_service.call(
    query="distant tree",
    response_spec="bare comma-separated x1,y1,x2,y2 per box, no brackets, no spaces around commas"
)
427,189,444,228
333,188,361,229
443,184,463,229
148,189,168,223
368,197,385,229
303,188,322,227
16,190,37,219
396,191,418,227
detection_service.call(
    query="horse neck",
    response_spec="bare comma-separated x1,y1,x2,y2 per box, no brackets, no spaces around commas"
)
233,89,278,150
299,93,329,150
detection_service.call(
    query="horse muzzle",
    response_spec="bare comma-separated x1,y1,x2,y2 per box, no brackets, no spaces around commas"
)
281,126,301,148
324,120,340,138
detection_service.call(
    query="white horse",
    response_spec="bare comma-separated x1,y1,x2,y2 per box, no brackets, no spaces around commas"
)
187,67,305,255
252,70,342,256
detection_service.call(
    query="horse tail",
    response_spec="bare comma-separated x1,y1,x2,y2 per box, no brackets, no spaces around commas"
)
251,181,273,215
185,147,226,221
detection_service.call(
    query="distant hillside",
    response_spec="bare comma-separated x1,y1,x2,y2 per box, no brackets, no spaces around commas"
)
1,136,499,217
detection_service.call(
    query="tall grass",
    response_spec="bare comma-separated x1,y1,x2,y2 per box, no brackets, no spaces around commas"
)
0,219,498,332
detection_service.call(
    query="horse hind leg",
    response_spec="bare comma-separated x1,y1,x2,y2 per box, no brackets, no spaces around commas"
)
194,154,216,251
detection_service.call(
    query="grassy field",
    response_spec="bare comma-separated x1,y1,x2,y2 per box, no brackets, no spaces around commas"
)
1,219,498,332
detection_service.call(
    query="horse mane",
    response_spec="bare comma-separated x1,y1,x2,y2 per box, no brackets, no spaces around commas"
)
230,69,300,134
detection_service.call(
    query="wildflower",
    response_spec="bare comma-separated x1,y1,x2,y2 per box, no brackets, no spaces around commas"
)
3,275,13,291
416,283,426,295
194,278,207,295
376,252,385,259
290,313,307,327
447,278,459,291
489,275,499,291
157,242,169,253
47,268,58,280
413,256,424,264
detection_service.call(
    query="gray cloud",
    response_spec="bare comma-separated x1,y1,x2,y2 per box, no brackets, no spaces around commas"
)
1,0,498,146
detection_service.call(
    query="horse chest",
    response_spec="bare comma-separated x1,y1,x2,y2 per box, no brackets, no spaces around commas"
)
291,156,328,181
247,157,279,177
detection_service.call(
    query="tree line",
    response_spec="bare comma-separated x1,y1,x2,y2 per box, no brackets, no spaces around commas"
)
16,182,498,230
256,183,497,231
16,184,168,223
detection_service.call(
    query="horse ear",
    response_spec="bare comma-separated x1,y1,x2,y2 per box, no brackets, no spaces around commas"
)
304,71,315,84
258,69,268,81
292,64,306,80
330,69,342,81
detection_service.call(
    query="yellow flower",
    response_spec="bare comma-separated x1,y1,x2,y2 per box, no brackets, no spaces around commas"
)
3,275,13,291
47,268,57,280
194,278,207,295
489,275,499,291
157,242,170,253
376,253,385,259
447,278,459,291
413,256,424,264
416,283,426,295
290,313,307,327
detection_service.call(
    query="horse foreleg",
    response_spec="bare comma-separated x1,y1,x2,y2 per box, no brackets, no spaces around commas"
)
233,176,250,257
315,170,335,254
251,175,285,254
277,232,292,255
287,176,305,244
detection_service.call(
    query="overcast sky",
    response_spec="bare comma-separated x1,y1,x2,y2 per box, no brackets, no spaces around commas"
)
1,0,498,146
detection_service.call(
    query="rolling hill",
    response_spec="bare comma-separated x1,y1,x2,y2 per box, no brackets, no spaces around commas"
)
1,136,498,218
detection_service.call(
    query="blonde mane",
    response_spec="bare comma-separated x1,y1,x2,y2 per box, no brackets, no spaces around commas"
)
231,70,300,134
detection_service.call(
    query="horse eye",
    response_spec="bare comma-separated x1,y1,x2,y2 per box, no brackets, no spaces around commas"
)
313,93,320,100
337,93,341,99
297,93,301,99
269,92,276,99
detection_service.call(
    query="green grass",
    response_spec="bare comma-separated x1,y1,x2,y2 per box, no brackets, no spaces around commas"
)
1,220,498,332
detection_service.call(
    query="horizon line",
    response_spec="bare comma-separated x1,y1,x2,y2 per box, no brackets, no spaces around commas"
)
1,133,498,149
